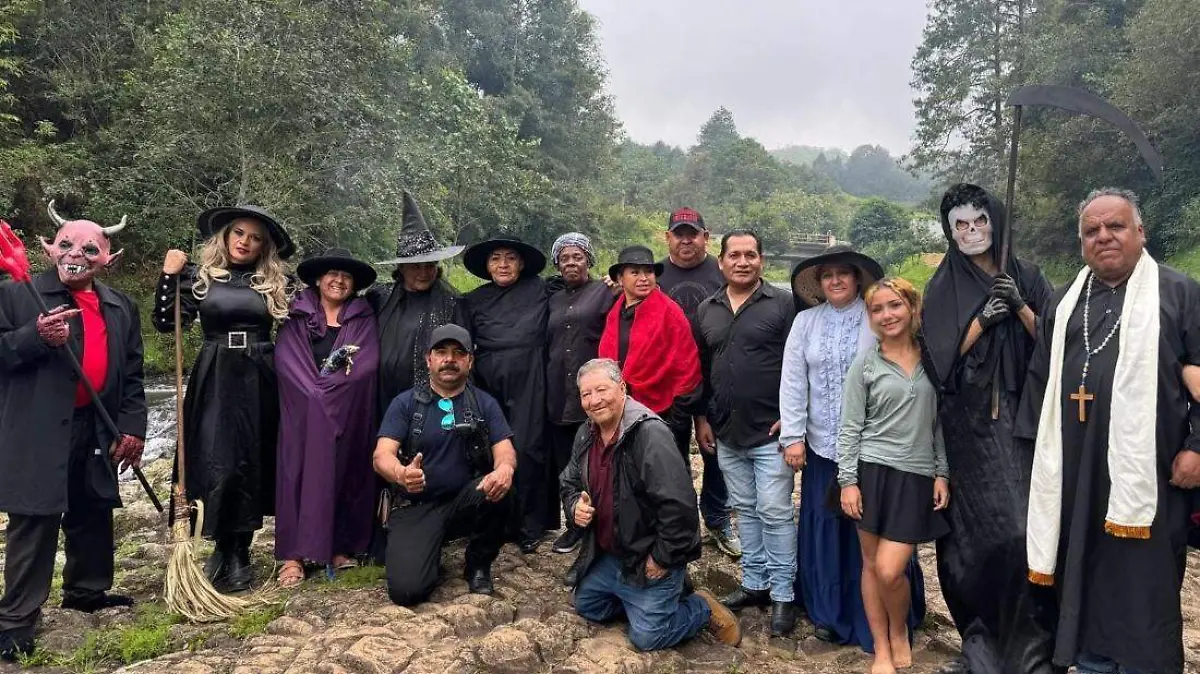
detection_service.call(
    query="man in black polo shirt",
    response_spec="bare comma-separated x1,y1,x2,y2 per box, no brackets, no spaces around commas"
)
656,207,739,560
695,230,798,637
373,324,517,605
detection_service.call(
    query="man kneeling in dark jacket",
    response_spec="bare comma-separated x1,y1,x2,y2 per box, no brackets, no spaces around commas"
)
561,358,740,650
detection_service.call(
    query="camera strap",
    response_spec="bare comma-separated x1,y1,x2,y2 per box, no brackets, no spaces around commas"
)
405,384,489,464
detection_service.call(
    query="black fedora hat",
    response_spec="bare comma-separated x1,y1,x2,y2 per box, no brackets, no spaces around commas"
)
297,248,377,291
790,245,884,307
197,204,296,260
608,245,665,282
463,236,547,280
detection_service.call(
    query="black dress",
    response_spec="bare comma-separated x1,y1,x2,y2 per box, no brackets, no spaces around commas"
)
465,276,549,542
154,263,281,537
369,279,466,415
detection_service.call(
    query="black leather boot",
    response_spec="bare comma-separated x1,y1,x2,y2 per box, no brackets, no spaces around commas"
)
222,532,255,593
204,535,232,585
720,586,770,611
769,601,797,637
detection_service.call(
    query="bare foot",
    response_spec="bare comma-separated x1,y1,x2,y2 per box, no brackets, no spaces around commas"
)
890,633,913,669
870,656,897,674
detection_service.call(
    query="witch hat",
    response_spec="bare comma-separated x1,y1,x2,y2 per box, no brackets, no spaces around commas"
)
377,191,465,265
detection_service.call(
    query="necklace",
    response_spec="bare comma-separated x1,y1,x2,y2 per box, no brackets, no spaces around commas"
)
1070,272,1122,422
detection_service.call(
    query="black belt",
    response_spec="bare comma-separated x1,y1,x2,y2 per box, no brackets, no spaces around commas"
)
203,330,271,349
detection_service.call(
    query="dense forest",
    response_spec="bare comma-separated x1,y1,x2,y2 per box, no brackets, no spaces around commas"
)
1,0,1199,285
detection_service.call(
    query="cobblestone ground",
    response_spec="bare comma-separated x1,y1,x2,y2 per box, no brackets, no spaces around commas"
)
2,456,1199,673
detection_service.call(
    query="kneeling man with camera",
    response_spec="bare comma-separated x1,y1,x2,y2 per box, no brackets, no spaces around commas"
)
373,324,517,605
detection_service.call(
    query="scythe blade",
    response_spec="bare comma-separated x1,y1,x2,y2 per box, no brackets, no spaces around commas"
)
1006,84,1164,181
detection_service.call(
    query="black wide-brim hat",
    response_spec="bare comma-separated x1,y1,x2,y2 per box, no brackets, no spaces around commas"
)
297,248,377,290
791,245,884,307
197,204,296,260
463,237,547,280
608,245,664,281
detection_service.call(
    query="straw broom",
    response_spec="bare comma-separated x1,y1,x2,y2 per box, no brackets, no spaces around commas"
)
164,274,275,622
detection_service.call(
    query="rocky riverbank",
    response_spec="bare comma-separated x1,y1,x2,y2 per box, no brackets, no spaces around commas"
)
2,455,1199,674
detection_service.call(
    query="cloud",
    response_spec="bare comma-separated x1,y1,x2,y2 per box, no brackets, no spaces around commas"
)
577,0,927,155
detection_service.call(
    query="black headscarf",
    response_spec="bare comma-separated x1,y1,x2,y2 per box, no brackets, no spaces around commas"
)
922,184,1043,394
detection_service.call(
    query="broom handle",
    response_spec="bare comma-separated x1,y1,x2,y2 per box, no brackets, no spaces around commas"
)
174,276,187,498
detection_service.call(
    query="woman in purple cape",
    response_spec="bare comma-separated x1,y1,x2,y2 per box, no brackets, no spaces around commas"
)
274,248,379,586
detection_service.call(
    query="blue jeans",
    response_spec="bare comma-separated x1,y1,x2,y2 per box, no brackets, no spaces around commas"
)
1075,652,1145,674
718,440,797,602
574,553,710,651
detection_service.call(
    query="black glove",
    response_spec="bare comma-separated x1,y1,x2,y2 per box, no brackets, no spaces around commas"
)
990,274,1026,311
977,296,1011,330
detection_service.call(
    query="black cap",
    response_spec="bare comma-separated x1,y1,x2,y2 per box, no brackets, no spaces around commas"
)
428,323,473,353
667,207,706,232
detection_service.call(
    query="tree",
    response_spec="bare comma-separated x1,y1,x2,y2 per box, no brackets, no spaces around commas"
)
695,107,740,151
850,198,912,249
909,0,1035,185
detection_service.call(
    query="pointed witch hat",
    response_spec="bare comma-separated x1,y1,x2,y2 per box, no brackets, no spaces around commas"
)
377,191,465,265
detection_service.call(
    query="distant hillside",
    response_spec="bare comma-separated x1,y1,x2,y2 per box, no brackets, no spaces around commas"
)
776,144,935,206
772,145,847,167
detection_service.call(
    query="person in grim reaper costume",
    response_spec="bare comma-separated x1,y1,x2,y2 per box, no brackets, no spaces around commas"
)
921,184,1056,674
0,203,147,661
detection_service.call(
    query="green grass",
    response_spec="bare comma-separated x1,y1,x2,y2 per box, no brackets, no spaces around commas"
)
318,564,385,591
894,254,938,291
17,603,182,672
1168,247,1200,279
228,602,286,639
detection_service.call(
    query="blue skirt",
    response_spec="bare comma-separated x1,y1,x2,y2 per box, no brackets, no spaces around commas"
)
796,452,927,653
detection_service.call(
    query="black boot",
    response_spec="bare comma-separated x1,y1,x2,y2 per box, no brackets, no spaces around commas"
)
466,565,494,595
204,535,232,585
61,593,135,613
769,601,797,637
720,586,770,611
0,627,34,663
222,532,255,593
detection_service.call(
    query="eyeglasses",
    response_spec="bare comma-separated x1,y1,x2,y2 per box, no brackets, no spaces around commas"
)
438,398,455,430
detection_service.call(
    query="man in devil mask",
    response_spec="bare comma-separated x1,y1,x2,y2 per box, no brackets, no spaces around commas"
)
0,202,147,661
921,184,1055,674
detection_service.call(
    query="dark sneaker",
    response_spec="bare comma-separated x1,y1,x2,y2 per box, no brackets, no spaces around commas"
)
551,529,582,554
710,523,742,559
0,628,34,663
695,590,742,647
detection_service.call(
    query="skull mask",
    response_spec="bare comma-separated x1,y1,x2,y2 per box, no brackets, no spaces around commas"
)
39,200,127,289
948,204,993,257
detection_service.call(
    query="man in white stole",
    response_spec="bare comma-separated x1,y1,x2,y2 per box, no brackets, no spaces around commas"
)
1014,189,1200,674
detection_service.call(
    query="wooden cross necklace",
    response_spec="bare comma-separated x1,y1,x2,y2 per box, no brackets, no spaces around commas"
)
1071,271,1121,422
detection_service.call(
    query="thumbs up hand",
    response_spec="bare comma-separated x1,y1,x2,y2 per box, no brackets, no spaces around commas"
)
402,453,426,494
574,491,595,528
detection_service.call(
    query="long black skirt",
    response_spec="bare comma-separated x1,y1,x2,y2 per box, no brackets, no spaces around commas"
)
178,341,279,538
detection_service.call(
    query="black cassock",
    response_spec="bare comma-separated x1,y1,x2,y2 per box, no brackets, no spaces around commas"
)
369,279,466,415
465,276,548,541
1015,265,1200,674
923,243,1057,671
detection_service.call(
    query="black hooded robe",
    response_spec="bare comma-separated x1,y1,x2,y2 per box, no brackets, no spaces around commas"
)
922,190,1056,674
465,276,548,542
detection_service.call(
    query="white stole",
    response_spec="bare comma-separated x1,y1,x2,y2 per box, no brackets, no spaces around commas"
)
1026,250,1159,585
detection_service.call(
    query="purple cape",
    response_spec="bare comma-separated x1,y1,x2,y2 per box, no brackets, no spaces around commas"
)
274,288,379,563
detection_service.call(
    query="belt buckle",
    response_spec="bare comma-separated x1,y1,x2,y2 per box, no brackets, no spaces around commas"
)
227,331,248,349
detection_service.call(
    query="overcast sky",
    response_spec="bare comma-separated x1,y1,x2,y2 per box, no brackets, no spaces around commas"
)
575,0,928,156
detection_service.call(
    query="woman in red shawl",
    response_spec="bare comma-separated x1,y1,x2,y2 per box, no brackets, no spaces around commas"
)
599,245,703,421
274,249,379,587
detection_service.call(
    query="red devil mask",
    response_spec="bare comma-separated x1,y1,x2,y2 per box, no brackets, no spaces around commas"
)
40,200,128,289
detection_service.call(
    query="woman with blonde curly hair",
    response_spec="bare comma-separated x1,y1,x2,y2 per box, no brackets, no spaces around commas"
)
154,205,295,592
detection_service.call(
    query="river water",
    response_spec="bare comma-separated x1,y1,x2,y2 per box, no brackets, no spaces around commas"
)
135,378,180,478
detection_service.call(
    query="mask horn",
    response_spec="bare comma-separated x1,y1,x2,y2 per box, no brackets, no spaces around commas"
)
47,199,67,227
101,215,128,237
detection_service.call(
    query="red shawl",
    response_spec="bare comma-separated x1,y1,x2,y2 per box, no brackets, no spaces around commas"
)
598,287,701,415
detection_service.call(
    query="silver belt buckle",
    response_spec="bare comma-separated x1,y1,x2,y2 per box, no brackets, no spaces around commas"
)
227,331,248,349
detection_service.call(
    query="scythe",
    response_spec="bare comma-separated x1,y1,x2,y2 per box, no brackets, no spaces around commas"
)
989,84,1165,419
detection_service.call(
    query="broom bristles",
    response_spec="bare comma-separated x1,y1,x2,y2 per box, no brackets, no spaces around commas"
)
164,500,277,622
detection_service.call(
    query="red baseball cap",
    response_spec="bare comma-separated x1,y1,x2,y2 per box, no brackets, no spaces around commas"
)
667,207,707,231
